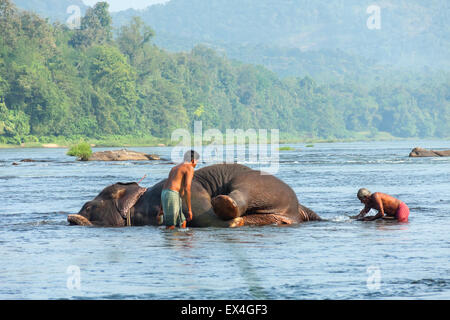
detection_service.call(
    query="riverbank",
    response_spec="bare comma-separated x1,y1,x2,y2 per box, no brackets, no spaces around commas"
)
1,131,448,149
0,135,168,149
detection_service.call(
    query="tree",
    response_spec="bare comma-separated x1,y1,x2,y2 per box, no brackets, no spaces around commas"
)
0,101,30,143
69,1,112,48
88,45,138,134
0,0,20,47
0,71,7,98
117,16,155,67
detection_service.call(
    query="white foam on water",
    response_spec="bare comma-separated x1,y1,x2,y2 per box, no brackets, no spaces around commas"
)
330,215,352,222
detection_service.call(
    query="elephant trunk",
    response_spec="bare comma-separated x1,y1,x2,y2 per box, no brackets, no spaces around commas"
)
68,214,93,226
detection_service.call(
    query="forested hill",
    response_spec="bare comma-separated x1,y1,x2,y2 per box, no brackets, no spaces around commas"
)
111,0,450,74
0,1,449,146
13,0,450,79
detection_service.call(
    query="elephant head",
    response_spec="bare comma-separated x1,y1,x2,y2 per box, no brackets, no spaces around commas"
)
68,182,147,226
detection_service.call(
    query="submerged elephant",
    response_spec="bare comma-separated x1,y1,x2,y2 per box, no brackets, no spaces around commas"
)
409,147,450,157
67,163,321,227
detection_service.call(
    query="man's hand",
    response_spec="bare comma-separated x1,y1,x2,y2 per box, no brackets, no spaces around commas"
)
187,211,193,222
352,213,366,219
157,205,164,225
352,207,369,220
359,216,376,221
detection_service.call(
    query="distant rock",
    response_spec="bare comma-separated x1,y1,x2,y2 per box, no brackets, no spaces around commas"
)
87,149,161,161
409,147,450,157
18,159,51,163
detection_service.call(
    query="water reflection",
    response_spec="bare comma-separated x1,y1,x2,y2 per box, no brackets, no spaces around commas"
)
160,227,196,250
220,232,271,299
375,221,410,232
355,219,411,232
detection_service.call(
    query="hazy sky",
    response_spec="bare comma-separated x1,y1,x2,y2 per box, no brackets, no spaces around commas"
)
82,0,170,12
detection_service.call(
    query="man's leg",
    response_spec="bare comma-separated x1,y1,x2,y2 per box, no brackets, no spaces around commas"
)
396,202,410,222
161,190,177,228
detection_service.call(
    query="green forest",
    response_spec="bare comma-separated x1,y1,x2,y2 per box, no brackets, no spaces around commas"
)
0,0,449,146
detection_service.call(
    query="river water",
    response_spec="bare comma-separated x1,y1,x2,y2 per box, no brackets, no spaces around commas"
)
0,140,449,299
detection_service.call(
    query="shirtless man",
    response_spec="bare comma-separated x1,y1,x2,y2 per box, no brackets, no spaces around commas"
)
351,188,410,222
158,150,199,229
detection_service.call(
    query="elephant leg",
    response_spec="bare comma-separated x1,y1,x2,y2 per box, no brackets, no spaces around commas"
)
190,205,236,228
227,214,294,227
211,189,248,220
187,186,236,227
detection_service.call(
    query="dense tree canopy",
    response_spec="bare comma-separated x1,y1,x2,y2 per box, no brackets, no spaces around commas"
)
0,0,449,145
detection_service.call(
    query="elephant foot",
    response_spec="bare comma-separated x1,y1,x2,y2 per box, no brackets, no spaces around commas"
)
226,214,294,228
68,214,93,226
212,195,240,220
244,213,294,226
242,214,293,226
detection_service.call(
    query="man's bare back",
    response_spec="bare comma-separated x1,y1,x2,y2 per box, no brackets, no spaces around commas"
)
365,192,402,217
163,163,194,196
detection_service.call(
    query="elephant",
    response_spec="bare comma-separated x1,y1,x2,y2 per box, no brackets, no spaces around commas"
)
67,163,321,227
409,147,450,157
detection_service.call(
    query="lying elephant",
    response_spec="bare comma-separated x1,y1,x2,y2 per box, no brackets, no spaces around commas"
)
409,147,450,157
67,163,321,227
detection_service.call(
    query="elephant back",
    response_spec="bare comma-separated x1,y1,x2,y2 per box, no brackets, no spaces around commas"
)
194,163,253,197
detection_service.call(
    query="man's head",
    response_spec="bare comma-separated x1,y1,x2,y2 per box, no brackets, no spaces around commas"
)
184,150,200,167
357,188,371,203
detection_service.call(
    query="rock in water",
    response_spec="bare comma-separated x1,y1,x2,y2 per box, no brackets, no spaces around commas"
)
87,149,161,161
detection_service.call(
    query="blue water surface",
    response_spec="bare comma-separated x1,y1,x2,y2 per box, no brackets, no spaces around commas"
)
0,140,449,299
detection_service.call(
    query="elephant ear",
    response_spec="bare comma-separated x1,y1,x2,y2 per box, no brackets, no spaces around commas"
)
112,182,147,219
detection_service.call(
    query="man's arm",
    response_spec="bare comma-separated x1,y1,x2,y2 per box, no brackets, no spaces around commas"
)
183,167,194,221
351,205,370,219
157,204,164,225
363,194,385,221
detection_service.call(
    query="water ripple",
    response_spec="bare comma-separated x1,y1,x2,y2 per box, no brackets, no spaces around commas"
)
1,141,450,299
